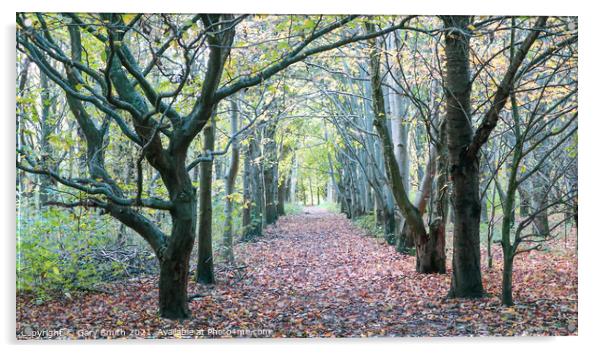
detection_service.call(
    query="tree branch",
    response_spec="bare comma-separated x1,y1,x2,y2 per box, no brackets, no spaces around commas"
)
466,16,548,160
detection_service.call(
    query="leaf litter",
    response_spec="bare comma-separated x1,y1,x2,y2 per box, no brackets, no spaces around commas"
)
17,208,577,339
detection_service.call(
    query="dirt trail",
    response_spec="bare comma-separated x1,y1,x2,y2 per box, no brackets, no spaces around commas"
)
194,208,576,337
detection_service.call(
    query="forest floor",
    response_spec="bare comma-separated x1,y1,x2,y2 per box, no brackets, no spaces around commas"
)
17,207,578,339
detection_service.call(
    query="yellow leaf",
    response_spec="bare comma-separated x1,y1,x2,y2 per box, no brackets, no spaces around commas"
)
122,14,136,24
467,24,477,31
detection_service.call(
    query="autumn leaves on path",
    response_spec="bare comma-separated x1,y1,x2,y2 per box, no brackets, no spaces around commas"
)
229,207,429,337
191,207,577,337
17,208,577,338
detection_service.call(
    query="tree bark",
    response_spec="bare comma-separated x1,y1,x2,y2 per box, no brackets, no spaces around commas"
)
366,22,443,273
38,71,55,206
243,132,264,239
443,16,546,298
442,16,484,298
221,100,240,264
518,185,531,217
398,148,437,251
501,251,514,306
277,175,287,217
157,161,197,319
242,145,253,237
196,121,216,284
532,171,550,235
159,249,192,319
263,122,279,225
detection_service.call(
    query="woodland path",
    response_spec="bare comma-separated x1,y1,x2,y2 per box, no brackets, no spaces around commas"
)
17,208,578,338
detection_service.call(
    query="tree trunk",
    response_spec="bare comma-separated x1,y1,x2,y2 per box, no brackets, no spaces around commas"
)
397,149,436,252
448,146,483,296
532,172,550,235
517,185,531,217
159,163,197,319
327,178,335,203
443,16,484,298
38,71,55,206
383,207,396,244
499,119,522,307
243,132,263,240
309,177,314,206
196,122,216,284
412,132,448,274
487,187,497,269
277,176,287,217
221,100,240,264
396,222,410,252
415,219,446,273
480,193,489,223
263,123,279,225
263,165,278,223
16,58,30,206
366,22,442,273
242,145,252,237
289,155,298,203
159,252,192,319
423,121,450,274
501,250,514,306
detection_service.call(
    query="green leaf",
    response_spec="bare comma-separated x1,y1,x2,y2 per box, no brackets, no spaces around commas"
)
303,18,316,29
277,41,290,51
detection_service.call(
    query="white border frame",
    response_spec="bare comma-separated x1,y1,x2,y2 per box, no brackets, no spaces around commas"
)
3,1,598,352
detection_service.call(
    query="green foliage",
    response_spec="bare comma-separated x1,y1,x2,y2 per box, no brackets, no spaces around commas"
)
353,214,384,239
16,207,153,300
480,221,503,244
318,201,339,213
284,202,303,215
211,193,242,243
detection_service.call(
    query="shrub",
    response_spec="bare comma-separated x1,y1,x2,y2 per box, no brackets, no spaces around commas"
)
353,214,384,238
284,202,303,215
17,207,156,300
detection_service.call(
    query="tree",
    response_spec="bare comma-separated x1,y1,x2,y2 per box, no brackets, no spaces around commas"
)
366,22,448,273
196,118,216,284
491,19,577,305
221,98,241,264
17,13,417,318
442,15,547,298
